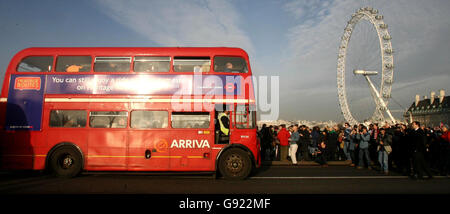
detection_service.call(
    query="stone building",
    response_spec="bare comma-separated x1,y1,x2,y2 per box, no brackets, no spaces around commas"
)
404,89,449,127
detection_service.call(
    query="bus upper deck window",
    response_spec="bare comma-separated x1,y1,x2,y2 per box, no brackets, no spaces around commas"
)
17,56,53,72
214,56,248,73
56,56,92,72
173,57,210,72
134,56,170,72
94,57,131,72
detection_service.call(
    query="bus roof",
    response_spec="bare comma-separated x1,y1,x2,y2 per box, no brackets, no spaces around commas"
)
12,47,249,58
2,47,253,99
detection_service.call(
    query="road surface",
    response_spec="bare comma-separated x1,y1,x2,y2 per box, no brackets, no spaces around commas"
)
1,165,448,212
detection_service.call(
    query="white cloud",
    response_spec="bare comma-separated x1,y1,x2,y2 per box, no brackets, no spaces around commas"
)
283,0,333,21
94,0,254,54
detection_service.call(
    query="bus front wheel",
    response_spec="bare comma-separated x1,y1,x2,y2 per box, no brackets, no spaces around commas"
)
48,146,83,178
218,148,252,180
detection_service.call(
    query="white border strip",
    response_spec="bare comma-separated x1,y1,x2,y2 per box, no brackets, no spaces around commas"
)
250,176,410,179
44,98,253,103
1,97,255,103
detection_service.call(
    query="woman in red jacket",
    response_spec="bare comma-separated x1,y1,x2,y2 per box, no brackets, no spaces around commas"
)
277,124,291,162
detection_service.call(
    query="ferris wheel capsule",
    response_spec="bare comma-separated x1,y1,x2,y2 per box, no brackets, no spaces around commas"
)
383,35,392,40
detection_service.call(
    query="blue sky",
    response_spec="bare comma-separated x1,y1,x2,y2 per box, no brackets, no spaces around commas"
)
1,0,449,122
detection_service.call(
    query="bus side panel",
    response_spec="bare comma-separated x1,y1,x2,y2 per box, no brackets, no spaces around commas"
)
0,99,6,129
43,103,89,170
169,129,215,171
0,118,27,170
30,131,48,170
0,101,8,169
1,74,46,170
128,130,170,171
85,102,129,171
230,128,259,167
86,129,128,170
0,131,47,170
0,131,33,170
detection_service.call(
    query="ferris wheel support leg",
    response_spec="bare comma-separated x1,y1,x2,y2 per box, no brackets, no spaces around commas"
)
364,75,396,124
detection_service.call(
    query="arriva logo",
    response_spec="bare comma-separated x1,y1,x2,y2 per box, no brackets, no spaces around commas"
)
170,139,211,149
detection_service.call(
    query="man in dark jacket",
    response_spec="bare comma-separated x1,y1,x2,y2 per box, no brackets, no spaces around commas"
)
315,142,328,167
298,125,311,161
397,124,411,176
260,124,273,161
410,121,433,180
369,123,379,164
327,126,339,161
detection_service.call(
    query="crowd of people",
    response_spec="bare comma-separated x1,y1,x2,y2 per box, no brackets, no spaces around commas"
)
258,121,450,179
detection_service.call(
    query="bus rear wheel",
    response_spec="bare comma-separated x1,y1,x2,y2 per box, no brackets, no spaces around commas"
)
48,146,83,178
219,148,252,180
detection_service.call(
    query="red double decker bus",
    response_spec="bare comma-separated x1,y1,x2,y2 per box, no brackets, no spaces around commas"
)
0,47,259,179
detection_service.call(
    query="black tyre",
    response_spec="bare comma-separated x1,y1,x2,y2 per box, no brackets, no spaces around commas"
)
218,148,252,180
48,146,83,178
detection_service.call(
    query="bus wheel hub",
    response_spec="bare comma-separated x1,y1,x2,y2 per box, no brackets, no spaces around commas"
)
61,155,73,169
227,155,242,172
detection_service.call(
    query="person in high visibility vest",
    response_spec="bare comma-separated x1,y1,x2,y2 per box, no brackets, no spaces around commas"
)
218,111,230,136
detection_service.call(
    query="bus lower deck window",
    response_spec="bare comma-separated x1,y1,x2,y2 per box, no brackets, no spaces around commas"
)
89,111,128,128
49,110,87,128
131,110,168,128
171,112,210,128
